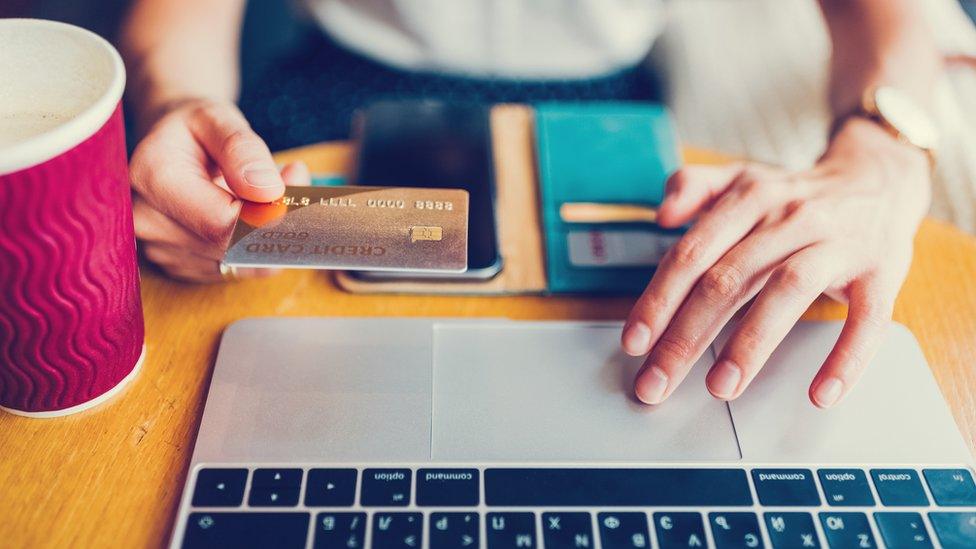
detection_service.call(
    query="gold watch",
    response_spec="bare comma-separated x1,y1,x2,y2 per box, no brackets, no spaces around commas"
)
834,86,940,165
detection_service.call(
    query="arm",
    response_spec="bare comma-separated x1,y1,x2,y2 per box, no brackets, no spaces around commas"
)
121,0,245,133
819,0,942,116
623,0,940,407
121,0,308,282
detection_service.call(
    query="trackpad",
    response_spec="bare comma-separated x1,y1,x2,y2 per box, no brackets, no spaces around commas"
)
431,323,740,461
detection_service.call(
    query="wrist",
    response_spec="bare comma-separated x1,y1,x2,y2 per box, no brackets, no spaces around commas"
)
818,116,932,221
125,60,236,137
825,116,930,170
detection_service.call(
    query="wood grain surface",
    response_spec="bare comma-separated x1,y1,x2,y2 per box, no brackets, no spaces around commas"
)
1,117,975,548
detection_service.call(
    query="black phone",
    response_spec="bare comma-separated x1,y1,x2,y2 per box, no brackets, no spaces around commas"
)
350,100,502,280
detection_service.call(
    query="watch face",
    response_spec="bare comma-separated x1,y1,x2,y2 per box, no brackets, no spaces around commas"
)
874,86,939,150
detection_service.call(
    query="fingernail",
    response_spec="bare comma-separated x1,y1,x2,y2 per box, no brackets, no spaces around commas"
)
813,377,844,408
707,360,742,399
622,322,652,355
636,366,669,404
244,168,283,189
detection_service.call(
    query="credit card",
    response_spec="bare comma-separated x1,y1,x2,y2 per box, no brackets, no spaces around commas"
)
222,186,468,272
567,230,679,268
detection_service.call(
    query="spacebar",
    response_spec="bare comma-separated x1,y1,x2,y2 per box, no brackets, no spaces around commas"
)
484,468,753,506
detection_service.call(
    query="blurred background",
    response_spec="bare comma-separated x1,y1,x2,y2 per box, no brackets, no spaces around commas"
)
3,0,976,233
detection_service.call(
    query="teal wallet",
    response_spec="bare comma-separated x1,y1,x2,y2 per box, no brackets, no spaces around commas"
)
535,102,682,293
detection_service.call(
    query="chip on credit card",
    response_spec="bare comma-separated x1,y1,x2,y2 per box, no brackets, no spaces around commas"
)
222,186,468,272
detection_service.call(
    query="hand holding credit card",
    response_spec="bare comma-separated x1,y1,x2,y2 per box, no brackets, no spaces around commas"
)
222,186,469,273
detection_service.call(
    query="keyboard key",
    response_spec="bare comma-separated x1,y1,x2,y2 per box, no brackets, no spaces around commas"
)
251,468,302,488
752,469,820,506
652,512,707,549
313,512,366,549
417,468,479,506
923,469,976,506
487,512,537,549
542,512,594,549
306,468,357,506
430,512,479,549
871,469,928,506
928,512,976,549
191,468,248,507
874,512,932,548
765,512,821,548
819,469,875,506
183,512,309,549
597,512,651,549
819,512,876,549
361,468,411,506
372,512,423,549
709,512,762,548
248,486,300,506
485,468,751,506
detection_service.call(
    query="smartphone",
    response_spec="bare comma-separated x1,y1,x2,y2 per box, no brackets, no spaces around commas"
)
350,100,502,280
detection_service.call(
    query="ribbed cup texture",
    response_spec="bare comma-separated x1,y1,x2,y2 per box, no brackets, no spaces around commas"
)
0,106,144,413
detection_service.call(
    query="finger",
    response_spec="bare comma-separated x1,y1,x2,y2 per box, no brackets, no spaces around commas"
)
142,243,224,282
130,133,244,246
707,244,840,400
133,197,225,260
632,212,825,404
657,163,745,227
622,170,787,357
808,272,901,408
281,161,311,187
142,243,282,282
187,102,285,202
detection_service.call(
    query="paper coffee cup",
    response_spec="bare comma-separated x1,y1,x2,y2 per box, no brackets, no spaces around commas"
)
0,19,145,417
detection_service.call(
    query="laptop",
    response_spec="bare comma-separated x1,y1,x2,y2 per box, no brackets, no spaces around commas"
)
169,318,976,548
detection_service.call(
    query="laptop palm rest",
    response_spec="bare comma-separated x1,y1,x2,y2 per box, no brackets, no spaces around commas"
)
189,318,970,467
431,323,738,461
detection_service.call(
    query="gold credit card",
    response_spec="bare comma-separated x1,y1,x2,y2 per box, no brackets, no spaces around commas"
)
222,186,468,272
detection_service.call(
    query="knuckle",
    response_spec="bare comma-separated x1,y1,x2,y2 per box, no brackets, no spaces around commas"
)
699,263,746,303
666,169,689,194
128,145,156,191
735,167,767,193
220,130,269,171
833,345,869,377
784,199,830,235
631,292,669,324
655,333,697,362
220,129,260,158
858,301,893,330
731,324,764,358
142,245,169,265
736,177,762,195
772,262,819,295
197,208,238,247
189,99,224,121
667,234,707,269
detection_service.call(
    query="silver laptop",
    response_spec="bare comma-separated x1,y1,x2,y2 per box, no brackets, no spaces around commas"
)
169,319,976,548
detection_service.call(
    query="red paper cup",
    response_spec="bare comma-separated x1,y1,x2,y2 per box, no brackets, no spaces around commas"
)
0,19,144,417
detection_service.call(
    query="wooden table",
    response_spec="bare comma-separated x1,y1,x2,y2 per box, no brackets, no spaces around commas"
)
2,142,976,549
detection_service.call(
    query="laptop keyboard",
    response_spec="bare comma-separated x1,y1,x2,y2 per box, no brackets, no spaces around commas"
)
175,465,976,549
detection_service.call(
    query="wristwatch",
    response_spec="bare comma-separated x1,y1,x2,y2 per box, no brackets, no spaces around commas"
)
833,86,940,165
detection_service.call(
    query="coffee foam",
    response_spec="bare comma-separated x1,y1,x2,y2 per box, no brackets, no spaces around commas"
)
0,20,115,148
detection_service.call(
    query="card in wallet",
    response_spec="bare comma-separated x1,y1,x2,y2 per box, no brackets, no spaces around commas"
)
535,102,682,293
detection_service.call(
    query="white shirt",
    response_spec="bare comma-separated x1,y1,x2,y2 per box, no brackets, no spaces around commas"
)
302,0,666,79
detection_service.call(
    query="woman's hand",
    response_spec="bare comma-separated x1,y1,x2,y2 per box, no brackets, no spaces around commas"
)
621,117,932,408
130,99,310,282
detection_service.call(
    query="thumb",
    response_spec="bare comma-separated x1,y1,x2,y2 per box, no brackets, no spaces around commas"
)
187,102,285,202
